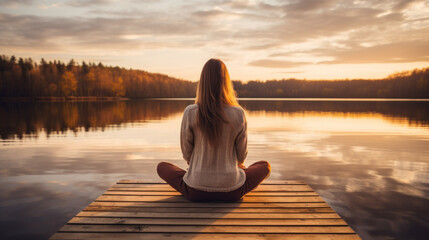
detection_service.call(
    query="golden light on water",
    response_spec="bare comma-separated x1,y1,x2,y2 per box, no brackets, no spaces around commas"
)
248,111,429,135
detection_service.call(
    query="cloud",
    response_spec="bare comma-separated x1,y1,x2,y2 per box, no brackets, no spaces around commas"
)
319,40,429,64
89,8,153,17
241,0,428,67
283,0,337,13
241,7,403,47
193,9,234,18
242,42,281,50
392,0,425,11
264,36,429,66
229,0,424,50
65,0,115,7
0,0,34,7
0,12,212,52
248,59,307,68
192,8,268,21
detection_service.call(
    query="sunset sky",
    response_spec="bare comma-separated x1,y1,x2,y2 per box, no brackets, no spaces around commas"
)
1,0,428,81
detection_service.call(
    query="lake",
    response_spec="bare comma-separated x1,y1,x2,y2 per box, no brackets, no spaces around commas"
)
1,99,429,240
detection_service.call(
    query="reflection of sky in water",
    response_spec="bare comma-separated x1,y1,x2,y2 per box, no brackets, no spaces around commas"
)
1,106,429,239
246,112,429,240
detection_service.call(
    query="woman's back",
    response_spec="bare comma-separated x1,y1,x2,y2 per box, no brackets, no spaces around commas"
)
181,104,247,192
157,58,269,202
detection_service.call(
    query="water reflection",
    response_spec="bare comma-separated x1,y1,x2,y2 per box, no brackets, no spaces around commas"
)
240,100,429,128
0,99,429,240
0,100,193,140
1,99,429,140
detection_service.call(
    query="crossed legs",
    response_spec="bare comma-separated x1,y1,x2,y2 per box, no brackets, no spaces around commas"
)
157,161,271,201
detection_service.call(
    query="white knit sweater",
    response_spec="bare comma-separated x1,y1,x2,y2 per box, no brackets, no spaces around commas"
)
181,104,247,192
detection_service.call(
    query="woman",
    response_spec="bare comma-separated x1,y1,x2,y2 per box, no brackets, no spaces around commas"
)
157,59,270,202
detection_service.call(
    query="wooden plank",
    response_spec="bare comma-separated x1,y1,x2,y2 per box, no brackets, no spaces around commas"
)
111,184,313,191
51,232,362,240
118,180,306,185
84,206,335,213
77,211,341,219
59,224,355,233
260,180,307,185
117,180,170,184
68,217,347,225
89,201,330,208
103,191,319,196
95,195,324,203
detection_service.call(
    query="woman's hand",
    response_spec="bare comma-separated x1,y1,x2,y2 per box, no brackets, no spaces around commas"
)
238,163,247,169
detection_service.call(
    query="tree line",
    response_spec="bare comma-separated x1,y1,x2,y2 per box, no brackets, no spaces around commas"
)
233,68,429,98
0,55,196,98
1,55,428,98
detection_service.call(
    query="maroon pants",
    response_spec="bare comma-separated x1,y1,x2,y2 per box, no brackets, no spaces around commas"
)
157,161,271,202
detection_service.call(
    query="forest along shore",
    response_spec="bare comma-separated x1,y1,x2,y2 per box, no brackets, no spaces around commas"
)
0,96,129,102
1,55,429,99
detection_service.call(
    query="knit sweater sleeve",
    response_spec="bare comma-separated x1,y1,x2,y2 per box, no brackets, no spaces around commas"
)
235,109,248,163
180,106,194,163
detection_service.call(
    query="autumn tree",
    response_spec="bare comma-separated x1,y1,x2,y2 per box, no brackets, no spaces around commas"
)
112,76,125,97
60,71,77,97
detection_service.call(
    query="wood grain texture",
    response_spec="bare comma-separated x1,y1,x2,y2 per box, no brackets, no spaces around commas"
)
51,233,362,240
68,217,347,225
49,180,361,240
111,184,314,191
59,224,356,233
84,206,335,213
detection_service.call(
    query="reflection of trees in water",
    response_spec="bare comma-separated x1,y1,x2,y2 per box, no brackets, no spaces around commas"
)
1,100,428,139
240,100,429,127
0,100,193,139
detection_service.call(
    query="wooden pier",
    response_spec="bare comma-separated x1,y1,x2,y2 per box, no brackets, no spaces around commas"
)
50,180,361,240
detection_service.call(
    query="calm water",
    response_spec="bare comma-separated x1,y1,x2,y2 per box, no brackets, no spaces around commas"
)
1,99,429,240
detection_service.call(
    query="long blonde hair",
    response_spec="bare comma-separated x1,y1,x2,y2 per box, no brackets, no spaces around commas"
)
195,59,239,147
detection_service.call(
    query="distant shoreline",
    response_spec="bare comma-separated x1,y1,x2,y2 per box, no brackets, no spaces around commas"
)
1,97,429,102
0,96,129,102
149,97,429,102
1,55,428,100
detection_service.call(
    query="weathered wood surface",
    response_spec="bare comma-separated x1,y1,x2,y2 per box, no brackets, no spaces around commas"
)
50,180,361,240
